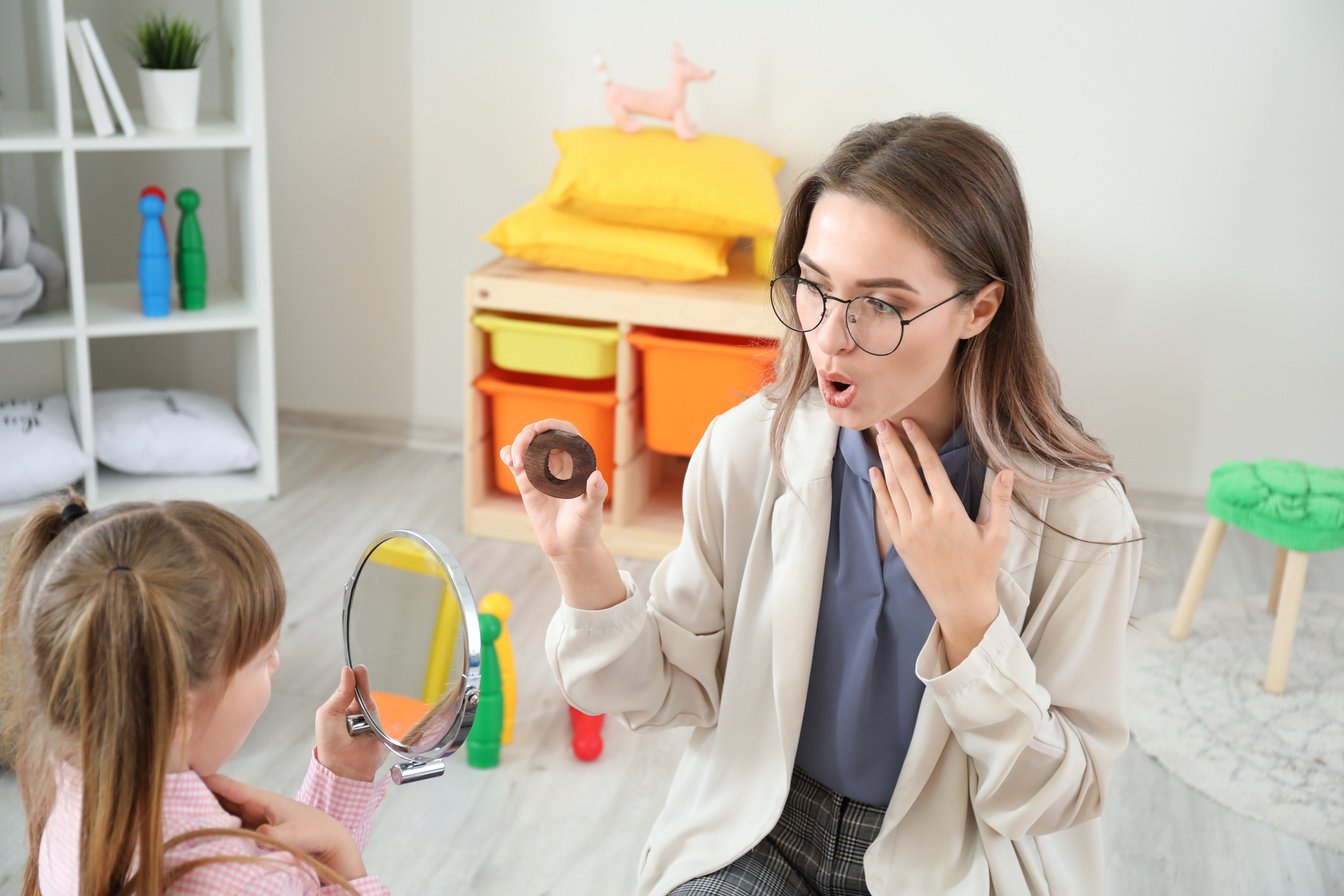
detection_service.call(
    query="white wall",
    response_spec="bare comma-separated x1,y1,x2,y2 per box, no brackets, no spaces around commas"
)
265,0,1344,496
263,1,414,423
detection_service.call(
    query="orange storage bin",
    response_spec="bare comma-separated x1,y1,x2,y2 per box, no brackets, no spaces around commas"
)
474,369,617,502
627,328,777,457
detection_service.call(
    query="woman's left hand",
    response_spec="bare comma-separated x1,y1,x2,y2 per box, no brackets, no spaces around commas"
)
315,665,387,782
869,418,1015,667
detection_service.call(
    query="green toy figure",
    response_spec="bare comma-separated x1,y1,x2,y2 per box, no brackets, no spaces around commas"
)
175,188,206,310
467,612,503,769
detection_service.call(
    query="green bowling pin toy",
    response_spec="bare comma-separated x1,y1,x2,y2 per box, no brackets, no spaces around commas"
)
467,613,503,769
175,188,207,310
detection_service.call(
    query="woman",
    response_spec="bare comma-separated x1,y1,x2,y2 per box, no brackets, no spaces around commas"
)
503,114,1143,895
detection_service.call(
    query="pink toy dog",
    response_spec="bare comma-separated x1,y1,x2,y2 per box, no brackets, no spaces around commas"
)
593,43,715,141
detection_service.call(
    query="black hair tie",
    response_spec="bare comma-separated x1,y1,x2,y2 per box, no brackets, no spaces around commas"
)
60,503,89,528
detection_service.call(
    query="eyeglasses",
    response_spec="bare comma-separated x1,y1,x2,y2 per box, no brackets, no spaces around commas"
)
769,274,973,356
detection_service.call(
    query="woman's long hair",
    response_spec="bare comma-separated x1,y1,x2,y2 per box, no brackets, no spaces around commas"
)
0,496,356,895
767,115,1125,524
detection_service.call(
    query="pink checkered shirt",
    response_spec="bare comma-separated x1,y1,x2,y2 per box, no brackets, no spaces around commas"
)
37,750,392,895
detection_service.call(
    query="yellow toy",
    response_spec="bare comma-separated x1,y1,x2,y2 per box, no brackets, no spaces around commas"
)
479,592,516,745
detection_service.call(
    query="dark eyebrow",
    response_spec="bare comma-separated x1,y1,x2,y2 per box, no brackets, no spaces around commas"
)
798,252,922,296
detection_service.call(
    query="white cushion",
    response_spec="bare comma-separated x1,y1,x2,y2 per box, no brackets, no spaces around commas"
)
0,394,92,503
93,388,259,475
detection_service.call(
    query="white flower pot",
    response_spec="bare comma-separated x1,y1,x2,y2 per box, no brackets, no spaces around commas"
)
138,68,201,131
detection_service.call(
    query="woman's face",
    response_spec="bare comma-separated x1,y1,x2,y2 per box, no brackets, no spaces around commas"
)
185,631,281,775
799,191,996,435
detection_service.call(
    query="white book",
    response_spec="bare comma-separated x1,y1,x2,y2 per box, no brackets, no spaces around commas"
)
79,19,136,137
64,20,115,137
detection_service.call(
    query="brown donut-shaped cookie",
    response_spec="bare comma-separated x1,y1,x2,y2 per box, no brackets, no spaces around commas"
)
524,430,598,499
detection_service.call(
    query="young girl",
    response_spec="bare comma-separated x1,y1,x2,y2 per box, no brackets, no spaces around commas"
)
0,497,392,895
503,115,1144,895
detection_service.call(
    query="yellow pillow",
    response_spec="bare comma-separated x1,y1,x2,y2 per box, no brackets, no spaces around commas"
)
544,127,784,238
753,230,776,280
484,197,733,282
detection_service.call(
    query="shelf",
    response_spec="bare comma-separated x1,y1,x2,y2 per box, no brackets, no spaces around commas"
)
0,111,63,152
0,309,77,343
70,111,251,151
95,467,270,506
0,112,252,152
85,283,258,337
471,252,778,338
467,487,682,561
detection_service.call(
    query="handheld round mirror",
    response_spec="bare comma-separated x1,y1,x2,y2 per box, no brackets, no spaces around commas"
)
342,530,481,784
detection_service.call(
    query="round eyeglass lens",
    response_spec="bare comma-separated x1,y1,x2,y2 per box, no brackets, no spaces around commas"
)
844,297,905,354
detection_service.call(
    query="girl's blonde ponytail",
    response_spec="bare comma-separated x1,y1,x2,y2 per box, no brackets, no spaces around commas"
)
71,562,189,896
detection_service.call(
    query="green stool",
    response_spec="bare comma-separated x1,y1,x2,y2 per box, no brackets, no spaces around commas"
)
1169,459,1344,693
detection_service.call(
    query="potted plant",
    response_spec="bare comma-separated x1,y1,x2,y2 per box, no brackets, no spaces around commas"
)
128,13,210,131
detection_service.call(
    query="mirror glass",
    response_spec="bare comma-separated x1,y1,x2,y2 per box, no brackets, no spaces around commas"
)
344,531,481,781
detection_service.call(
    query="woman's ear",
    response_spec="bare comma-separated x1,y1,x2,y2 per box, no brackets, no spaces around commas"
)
961,281,1004,339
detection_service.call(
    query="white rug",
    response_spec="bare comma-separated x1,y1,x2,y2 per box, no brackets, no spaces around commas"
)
1125,593,1344,852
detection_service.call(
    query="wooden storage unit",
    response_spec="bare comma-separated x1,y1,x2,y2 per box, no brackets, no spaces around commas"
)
464,252,778,560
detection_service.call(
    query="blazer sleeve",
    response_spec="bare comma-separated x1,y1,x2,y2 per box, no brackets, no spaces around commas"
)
914,480,1143,840
546,415,730,731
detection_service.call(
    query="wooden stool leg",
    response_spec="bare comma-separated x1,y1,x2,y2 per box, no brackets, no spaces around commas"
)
1267,547,1288,615
1264,551,1309,694
1170,517,1228,639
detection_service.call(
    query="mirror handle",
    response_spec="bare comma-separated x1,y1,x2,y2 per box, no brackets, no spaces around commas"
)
346,713,375,737
391,759,446,785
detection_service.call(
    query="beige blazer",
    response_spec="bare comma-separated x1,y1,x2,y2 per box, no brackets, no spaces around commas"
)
546,391,1143,895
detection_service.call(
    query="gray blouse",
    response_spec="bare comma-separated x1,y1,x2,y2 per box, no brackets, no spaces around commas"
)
794,423,985,806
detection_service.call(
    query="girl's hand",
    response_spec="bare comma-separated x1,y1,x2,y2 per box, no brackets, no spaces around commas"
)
315,665,386,783
869,418,1015,667
204,774,367,881
501,419,608,563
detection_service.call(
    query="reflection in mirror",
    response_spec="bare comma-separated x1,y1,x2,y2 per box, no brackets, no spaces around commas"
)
344,532,480,782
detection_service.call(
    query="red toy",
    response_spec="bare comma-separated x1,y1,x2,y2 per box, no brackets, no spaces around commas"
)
569,706,604,761
140,185,168,241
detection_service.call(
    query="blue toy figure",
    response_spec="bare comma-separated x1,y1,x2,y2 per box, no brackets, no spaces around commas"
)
138,193,170,317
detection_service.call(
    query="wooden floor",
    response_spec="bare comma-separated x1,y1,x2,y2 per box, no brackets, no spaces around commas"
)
2,433,1341,894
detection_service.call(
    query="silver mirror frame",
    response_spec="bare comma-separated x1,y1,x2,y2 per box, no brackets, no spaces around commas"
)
342,530,482,783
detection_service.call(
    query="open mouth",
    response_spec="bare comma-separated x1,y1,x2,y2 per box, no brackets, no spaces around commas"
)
819,372,857,408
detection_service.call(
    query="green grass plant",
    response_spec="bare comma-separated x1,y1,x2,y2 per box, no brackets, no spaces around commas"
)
128,13,210,70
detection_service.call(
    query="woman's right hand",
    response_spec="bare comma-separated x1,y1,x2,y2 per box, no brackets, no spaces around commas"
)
501,419,608,562
204,773,367,882
502,420,628,610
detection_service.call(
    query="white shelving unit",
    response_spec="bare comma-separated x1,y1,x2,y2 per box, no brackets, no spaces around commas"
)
0,0,277,514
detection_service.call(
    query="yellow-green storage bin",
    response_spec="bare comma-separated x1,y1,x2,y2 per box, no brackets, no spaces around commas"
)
472,313,620,379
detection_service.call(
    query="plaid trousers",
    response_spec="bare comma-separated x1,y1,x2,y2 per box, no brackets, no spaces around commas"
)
669,765,886,896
